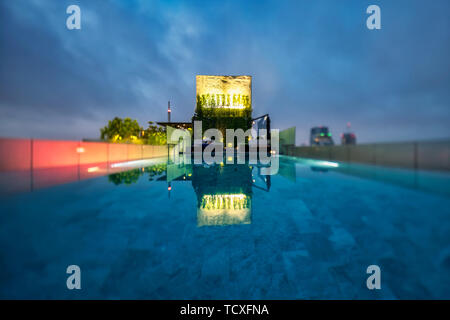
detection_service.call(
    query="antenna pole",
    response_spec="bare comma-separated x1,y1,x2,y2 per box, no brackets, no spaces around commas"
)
168,101,171,123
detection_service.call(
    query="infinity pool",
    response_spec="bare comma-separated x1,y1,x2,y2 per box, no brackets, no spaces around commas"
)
0,156,449,299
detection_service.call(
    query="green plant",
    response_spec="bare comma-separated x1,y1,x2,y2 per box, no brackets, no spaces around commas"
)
143,122,167,145
192,99,252,137
108,169,143,185
100,117,142,143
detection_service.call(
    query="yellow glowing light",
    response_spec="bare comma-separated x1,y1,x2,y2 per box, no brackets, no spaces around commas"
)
227,142,233,148
212,104,245,109
200,194,249,210
112,134,122,142
197,193,251,227
87,166,99,173
227,156,233,162
196,75,251,110
76,147,85,153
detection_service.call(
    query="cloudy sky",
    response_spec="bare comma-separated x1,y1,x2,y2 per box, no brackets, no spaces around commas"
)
0,0,449,144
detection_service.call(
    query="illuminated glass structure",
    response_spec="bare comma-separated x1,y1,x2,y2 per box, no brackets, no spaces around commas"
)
193,75,253,135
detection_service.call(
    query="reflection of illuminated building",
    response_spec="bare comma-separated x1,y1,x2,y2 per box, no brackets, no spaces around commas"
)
192,162,253,227
197,193,251,227
117,155,274,227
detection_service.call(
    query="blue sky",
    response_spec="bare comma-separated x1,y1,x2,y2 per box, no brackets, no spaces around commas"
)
0,0,449,144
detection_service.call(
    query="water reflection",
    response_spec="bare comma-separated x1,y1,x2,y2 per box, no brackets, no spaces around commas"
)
108,169,143,185
292,157,450,196
105,156,450,228
197,193,251,226
108,163,167,185
108,157,273,227
192,162,254,226
310,166,329,173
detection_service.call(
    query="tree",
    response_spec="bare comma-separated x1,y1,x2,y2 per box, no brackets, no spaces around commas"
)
100,117,142,143
108,169,143,185
144,121,167,145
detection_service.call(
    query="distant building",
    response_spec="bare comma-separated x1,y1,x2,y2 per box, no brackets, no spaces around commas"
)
310,127,334,146
341,133,356,145
341,122,356,145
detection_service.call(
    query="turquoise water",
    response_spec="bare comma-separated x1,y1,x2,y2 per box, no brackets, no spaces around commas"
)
0,156,449,299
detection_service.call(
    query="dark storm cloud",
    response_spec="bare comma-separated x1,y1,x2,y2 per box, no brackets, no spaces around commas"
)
0,0,449,143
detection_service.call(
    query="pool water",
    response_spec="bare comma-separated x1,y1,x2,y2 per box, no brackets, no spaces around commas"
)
0,156,449,299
